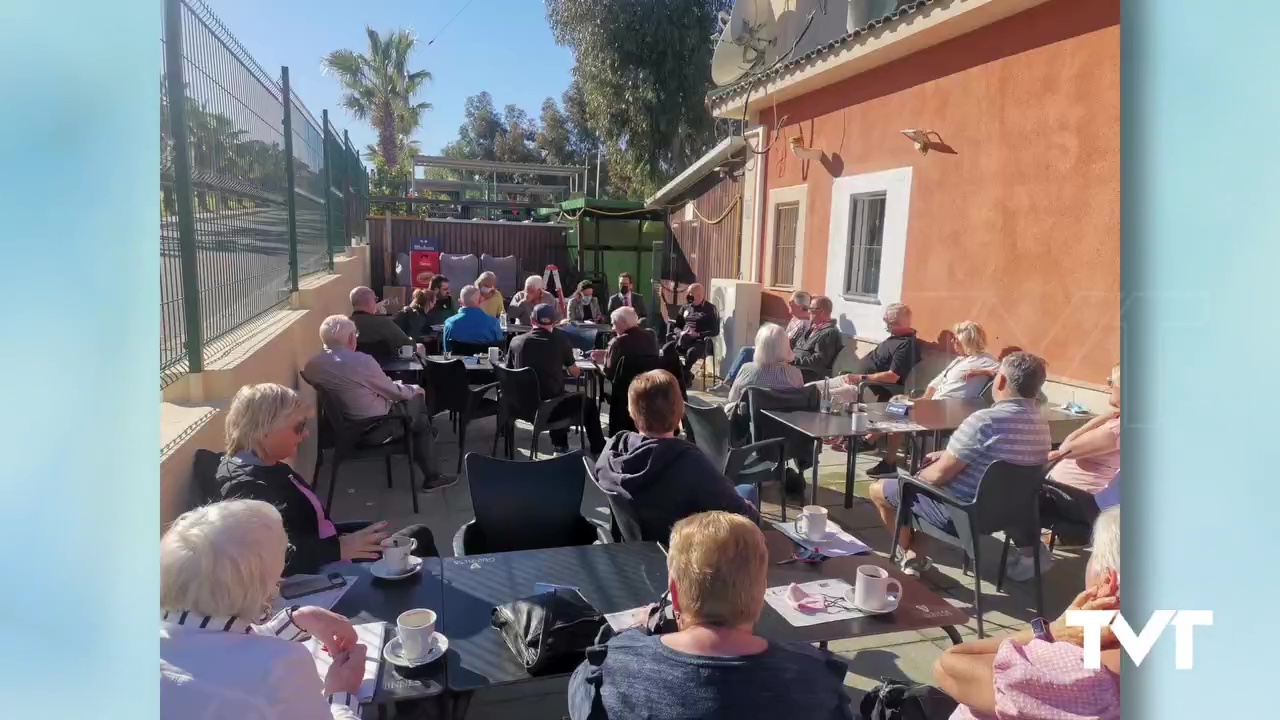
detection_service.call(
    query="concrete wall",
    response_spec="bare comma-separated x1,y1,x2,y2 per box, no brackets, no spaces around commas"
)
159,247,371,530
757,0,1120,386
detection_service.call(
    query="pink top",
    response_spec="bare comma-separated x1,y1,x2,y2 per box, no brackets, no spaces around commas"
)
1049,417,1121,494
288,475,338,539
951,639,1120,720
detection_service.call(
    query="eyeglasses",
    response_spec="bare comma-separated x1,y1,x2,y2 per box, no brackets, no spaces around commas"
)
776,547,829,565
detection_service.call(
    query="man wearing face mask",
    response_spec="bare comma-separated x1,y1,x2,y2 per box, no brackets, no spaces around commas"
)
662,283,720,385
606,272,647,319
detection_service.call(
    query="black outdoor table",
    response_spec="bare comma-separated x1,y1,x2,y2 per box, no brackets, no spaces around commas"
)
426,354,496,372
329,559,448,714
379,357,425,374
760,530,969,646
439,543,669,695
764,399,1094,508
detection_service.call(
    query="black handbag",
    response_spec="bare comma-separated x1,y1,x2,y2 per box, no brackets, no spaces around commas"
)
491,588,606,676
858,679,958,720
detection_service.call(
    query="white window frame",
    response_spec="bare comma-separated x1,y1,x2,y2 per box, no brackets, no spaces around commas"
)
825,167,912,340
763,184,807,290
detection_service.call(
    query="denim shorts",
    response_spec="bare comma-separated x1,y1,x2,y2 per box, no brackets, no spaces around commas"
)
881,472,956,535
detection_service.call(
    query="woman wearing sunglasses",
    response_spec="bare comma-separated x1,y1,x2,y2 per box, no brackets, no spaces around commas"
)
215,383,438,576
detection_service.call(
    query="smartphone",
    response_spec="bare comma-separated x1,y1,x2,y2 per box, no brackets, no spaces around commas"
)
280,572,346,600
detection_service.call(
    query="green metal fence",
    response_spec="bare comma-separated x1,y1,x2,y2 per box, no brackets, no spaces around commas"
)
160,0,367,388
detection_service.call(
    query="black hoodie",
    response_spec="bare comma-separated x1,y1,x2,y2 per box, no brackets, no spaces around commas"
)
594,432,759,543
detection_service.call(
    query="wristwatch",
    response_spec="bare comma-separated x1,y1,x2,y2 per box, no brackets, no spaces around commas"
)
1031,616,1054,642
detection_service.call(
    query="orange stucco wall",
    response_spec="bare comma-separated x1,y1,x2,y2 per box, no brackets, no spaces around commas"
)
758,0,1119,384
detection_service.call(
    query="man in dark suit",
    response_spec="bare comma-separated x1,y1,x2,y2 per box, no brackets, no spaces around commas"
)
605,272,647,320
506,304,607,455
661,282,719,385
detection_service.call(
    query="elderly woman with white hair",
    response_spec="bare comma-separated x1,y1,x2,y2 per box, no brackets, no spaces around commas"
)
590,305,659,380
934,508,1121,720
215,382,439,576
726,323,804,405
474,270,505,318
161,499,367,718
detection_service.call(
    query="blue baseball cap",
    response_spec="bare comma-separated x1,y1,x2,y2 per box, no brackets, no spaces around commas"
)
532,303,558,325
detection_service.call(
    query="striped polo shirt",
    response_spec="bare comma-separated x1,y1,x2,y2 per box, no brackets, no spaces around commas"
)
946,398,1051,502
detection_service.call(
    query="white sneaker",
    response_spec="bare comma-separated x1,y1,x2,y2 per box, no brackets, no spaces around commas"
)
900,554,933,578
1005,544,1054,582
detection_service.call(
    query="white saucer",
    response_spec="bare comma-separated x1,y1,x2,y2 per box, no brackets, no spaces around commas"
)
370,556,422,580
383,633,448,668
844,589,901,615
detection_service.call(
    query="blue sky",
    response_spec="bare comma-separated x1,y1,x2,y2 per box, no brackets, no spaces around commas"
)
210,0,574,161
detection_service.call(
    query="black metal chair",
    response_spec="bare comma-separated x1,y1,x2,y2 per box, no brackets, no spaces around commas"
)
606,354,663,436
583,456,645,543
452,451,609,555
301,372,419,515
355,339,400,364
683,398,787,522
424,358,499,473
889,460,1047,638
491,364,584,459
448,339,500,357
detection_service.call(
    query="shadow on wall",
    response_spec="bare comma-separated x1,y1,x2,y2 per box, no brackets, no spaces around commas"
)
836,313,859,338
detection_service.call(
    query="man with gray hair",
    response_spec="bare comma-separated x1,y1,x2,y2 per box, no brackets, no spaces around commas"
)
349,285,411,358
869,351,1051,576
304,314,455,490
591,305,658,380
442,284,503,352
508,274,557,326
712,290,811,392
829,302,921,478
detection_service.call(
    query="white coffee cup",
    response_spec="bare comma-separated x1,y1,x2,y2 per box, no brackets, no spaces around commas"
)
397,344,415,359
487,347,501,364
397,608,437,660
795,505,828,541
851,411,868,432
851,565,903,612
380,536,417,573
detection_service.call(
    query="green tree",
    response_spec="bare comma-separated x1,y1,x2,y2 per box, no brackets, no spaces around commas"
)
323,27,431,171
544,0,731,198
442,92,503,162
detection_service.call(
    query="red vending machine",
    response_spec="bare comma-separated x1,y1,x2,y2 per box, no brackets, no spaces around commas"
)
410,238,441,289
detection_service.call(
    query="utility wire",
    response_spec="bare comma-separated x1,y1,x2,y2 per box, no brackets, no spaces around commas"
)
426,0,479,46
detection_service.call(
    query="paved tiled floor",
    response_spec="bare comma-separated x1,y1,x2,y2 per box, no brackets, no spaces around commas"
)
326,394,1090,715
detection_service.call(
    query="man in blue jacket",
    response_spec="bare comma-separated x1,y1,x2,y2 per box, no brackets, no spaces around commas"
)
442,284,503,352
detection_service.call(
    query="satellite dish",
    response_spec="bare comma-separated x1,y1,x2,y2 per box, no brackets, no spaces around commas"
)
711,0,778,87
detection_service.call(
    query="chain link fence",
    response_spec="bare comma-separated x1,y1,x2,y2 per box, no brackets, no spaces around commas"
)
161,0,367,388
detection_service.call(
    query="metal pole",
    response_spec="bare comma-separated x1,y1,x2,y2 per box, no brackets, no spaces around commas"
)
281,67,300,292
164,0,203,373
595,146,602,198
343,130,353,242
322,110,335,271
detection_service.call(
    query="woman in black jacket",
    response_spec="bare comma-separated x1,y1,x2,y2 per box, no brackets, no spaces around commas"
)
215,383,438,576
395,288,437,342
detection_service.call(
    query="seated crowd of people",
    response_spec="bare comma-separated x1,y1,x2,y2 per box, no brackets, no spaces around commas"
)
161,276,1120,720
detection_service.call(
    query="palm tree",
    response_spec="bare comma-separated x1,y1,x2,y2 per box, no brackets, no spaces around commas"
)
323,27,431,171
